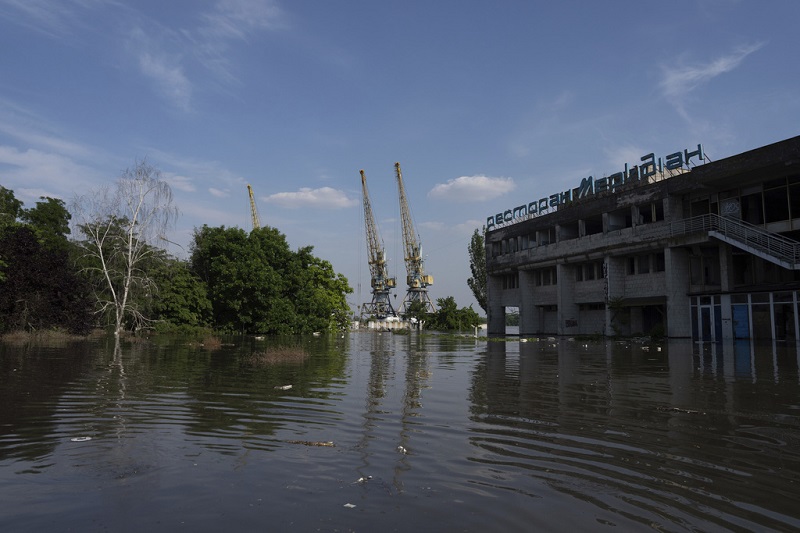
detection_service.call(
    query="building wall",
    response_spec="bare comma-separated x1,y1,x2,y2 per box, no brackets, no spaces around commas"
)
485,136,800,340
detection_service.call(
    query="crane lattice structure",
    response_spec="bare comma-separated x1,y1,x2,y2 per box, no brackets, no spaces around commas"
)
247,184,261,230
360,170,397,319
395,162,436,316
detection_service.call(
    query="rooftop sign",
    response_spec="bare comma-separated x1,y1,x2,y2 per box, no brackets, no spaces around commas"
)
486,144,704,230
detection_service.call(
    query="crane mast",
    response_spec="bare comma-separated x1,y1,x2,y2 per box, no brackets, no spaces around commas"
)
360,170,397,319
247,184,261,230
395,162,436,315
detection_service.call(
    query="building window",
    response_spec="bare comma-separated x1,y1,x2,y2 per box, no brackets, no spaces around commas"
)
502,272,519,289
653,252,665,272
741,192,764,225
764,186,790,223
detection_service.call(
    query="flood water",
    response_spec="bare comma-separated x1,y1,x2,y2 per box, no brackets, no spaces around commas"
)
1,333,800,532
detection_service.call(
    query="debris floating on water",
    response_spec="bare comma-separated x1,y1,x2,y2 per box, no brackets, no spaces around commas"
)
397,445,407,454
70,436,92,442
287,440,335,447
343,503,356,508
353,476,372,484
275,385,292,390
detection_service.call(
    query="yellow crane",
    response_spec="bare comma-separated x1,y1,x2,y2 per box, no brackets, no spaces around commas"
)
360,169,397,319
247,184,261,230
395,162,436,315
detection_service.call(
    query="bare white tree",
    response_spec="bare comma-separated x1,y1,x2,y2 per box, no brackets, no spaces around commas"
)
72,160,179,335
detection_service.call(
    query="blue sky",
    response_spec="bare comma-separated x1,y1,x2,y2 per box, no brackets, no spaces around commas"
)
1,0,798,314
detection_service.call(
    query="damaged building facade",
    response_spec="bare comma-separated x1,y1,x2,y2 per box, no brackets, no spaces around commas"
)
485,135,800,340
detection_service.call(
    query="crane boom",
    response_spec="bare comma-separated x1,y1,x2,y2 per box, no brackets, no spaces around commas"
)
395,162,435,315
360,170,396,319
247,184,261,230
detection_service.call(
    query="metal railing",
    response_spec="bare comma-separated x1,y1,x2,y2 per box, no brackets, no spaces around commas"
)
669,214,800,268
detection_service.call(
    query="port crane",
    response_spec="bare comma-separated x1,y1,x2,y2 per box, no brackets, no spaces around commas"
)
247,184,261,230
360,170,397,319
395,162,436,315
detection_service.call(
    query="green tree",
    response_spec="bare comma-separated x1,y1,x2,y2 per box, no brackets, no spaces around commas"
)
427,296,483,331
72,160,178,335
190,225,352,334
290,246,353,332
467,226,487,313
20,196,71,252
0,186,23,282
148,254,212,331
403,299,431,329
0,186,23,228
0,226,93,334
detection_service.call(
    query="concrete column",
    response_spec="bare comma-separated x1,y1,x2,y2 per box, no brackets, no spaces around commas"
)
557,263,578,335
487,274,506,336
665,247,691,337
519,270,537,336
663,195,683,221
719,243,734,340
605,256,626,336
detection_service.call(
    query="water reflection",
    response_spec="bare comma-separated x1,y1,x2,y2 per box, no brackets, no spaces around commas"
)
470,339,800,531
2,334,799,531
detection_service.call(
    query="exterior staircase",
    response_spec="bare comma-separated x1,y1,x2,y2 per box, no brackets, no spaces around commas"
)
670,214,800,269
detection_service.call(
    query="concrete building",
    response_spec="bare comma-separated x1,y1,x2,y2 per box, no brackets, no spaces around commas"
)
485,135,800,341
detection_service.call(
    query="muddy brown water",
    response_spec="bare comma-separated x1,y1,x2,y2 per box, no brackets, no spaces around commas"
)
1,333,799,532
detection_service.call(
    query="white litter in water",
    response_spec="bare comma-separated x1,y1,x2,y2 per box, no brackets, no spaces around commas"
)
70,437,92,442
275,385,292,390
343,503,356,508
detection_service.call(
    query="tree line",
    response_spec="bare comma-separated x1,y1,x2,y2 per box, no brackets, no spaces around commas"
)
1,160,489,337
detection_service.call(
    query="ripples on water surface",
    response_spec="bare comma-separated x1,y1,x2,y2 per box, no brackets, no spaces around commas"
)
1,334,799,532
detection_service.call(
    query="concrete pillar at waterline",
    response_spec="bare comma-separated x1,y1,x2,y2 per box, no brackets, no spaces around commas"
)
557,263,578,336
519,270,537,336
486,274,506,336
718,243,734,340
665,247,691,337
605,256,626,336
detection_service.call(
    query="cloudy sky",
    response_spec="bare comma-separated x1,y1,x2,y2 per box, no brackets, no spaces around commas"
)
1,0,798,314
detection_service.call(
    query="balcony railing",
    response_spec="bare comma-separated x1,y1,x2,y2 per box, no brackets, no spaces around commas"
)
670,214,800,269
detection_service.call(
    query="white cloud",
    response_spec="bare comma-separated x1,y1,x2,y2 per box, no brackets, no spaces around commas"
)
0,97,96,159
137,51,193,113
209,187,230,198
192,0,286,83
428,175,515,202
263,187,357,209
0,145,103,203
0,0,105,38
200,0,284,41
163,173,196,192
659,42,764,120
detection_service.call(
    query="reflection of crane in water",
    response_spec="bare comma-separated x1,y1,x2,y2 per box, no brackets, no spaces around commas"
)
354,333,430,495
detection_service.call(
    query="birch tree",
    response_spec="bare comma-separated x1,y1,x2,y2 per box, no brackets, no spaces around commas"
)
72,160,178,335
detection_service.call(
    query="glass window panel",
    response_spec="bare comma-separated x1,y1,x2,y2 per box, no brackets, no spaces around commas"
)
764,188,790,223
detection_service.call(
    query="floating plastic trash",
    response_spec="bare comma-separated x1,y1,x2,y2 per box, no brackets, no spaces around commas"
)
70,437,92,442
343,503,356,508
275,385,292,390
